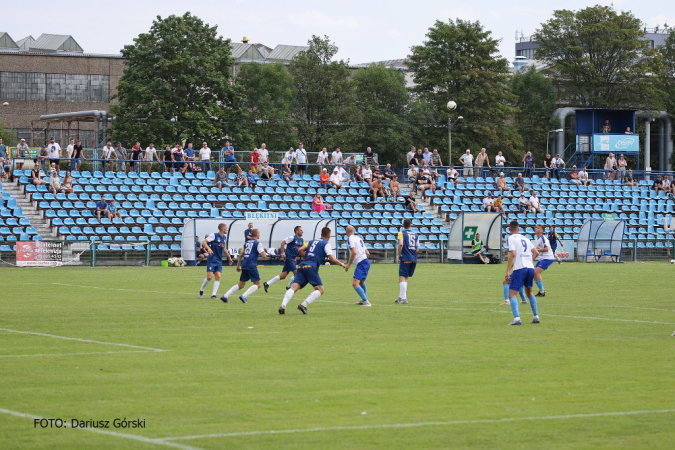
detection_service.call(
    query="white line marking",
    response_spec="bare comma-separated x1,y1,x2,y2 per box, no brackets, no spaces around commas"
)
489,310,675,325
0,350,163,359
162,409,675,441
0,407,203,450
0,328,167,352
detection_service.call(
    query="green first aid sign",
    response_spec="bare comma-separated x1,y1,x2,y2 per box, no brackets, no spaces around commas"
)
463,226,478,241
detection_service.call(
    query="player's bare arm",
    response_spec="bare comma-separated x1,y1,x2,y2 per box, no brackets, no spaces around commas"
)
280,240,288,259
235,250,244,272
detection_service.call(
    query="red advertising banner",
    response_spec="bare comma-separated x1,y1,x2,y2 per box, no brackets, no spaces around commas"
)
15,241,63,267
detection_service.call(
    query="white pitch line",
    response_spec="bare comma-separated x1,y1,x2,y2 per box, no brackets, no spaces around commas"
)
0,328,167,352
162,408,675,441
0,350,164,359
0,407,203,450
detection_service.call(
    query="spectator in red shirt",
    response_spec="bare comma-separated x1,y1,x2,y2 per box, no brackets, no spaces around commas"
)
250,148,260,174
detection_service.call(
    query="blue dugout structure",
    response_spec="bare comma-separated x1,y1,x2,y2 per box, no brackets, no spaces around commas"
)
576,219,625,263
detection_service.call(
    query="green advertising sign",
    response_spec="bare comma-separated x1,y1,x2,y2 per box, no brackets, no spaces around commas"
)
463,226,478,241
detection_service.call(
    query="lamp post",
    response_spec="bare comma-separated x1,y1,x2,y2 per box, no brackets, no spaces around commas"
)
546,128,564,155
448,115,463,166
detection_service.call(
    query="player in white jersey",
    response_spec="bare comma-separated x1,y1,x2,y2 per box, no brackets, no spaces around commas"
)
533,224,555,297
345,226,371,306
504,220,540,325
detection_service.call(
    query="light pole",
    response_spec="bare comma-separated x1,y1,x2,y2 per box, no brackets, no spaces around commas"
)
448,115,463,166
546,128,564,155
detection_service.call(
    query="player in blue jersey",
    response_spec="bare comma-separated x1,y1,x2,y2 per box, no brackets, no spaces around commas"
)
279,227,346,315
548,225,563,263
533,224,555,297
504,220,540,325
199,223,234,299
345,225,371,306
263,226,305,293
221,228,268,303
396,218,418,304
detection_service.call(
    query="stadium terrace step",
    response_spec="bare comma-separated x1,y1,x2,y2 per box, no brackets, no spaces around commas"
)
1,179,54,238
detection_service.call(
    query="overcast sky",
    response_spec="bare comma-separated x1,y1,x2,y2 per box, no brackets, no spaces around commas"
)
2,0,674,64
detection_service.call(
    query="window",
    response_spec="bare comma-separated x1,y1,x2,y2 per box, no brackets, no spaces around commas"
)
1,72,109,102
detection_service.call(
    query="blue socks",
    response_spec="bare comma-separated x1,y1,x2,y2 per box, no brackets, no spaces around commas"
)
519,288,527,302
362,283,367,295
535,280,544,291
354,285,368,302
503,284,510,300
509,297,520,318
529,296,538,316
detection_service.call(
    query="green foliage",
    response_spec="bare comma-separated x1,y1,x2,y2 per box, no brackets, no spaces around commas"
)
534,5,665,110
289,36,358,151
659,32,675,119
110,12,250,149
0,119,18,148
408,19,518,165
511,66,558,160
236,62,296,152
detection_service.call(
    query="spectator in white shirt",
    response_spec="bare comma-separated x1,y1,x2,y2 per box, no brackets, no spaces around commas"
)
101,141,115,173
258,143,269,164
48,136,62,167
482,193,495,212
459,149,474,177
518,193,529,215
145,142,159,173
406,146,416,166
329,168,342,188
579,166,593,187
529,191,544,214
362,164,373,184
552,154,565,181
334,163,348,182
344,154,356,166
295,142,308,176
331,147,343,166
283,147,297,172
495,151,506,167
446,165,461,183
198,142,212,172
316,147,330,170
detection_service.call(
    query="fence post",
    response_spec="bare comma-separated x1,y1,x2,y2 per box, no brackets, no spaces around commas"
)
632,237,637,262
144,240,151,266
90,240,96,267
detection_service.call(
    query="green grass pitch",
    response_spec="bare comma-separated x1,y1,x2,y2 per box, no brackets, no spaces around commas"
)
1,262,674,449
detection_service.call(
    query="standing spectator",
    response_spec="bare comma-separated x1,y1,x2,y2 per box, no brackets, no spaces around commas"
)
212,166,229,190
282,147,296,172
604,153,617,181
414,148,424,167
543,153,553,179
144,142,158,174
72,139,84,171
430,149,442,167
362,164,373,185
617,154,627,181
114,142,127,173
48,136,62,168
250,147,260,174
495,151,506,170
184,142,195,172
569,166,581,186
319,168,331,185
244,222,254,240
471,233,490,264
312,193,326,213
162,145,173,174
518,193,529,216
493,195,506,219
130,141,143,173
343,154,356,166
422,147,431,166
199,141,212,172
497,172,512,195
260,161,274,180
389,175,401,199
624,169,638,187
514,173,526,193
95,198,111,221
36,145,50,167
222,140,236,174
459,149,474,177
0,138,7,178
101,141,115,172
331,147,343,166
66,138,75,169
31,162,46,186
16,138,30,170
579,166,593,187
601,119,611,133
475,148,491,178
482,193,495,212
258,143,269,165
522,151,534,178
316,147,330,170
406,146,416,166
552,154,565,181
173,144,187,175
529,191,544,215
295,142,308,176
364,147,377,166
108,199,121,219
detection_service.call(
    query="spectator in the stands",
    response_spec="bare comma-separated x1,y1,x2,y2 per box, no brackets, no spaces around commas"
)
543,153,553,179
495,150,506,170
514,172,526,193
222,140,236,175
31,162,46,186
446,165,461,183
369,177,386,202
653,175,664,195
493,195,506,219
625,127,633,135
260,161,274,180
552,154,565,181
250,147,260,174
422,147,431,166
471,233,489,264
522,151,534,178
48,136,61,168
617,154,627,181
320,168,331,185
364,147,377,166
362,164,373,185
662,176,672,195
16,138,30,170
328,168,342,188
130,141,143,173
235,167,248,187
316,147,330,170
459,149,474,177
430,148,442,167
173,144,188,175
389,175,401,199
162,145,173,174
312,193,327,214
579,166,593,187
102,141,115,172
114,142,127,173
415,169,433,199
95,198,111,221
569,166,581,186
246,170,257,187
406,146,416,166
352,166,364,182
518,193,529,215
258,143,269,166
601,119,611,133
404,191,417,211
144,142,158,174
475,148,491,178
295,142,308,176
62,172,74,194
529,191,544,215
0,138,6,176
383,163,396,180
497,172,512,195
334,163,349,183
482,193,495,212
108,199,121,219
213,166,229,190
331,147,343,166
407,164,419,191
283,147,296,173
244,222,254,240
199,141,211,173
604,152,617,181
37,145,50,167
372,164,384,182
414,148,424,167
624,169,638,187
344,153,356,166
421,165,437,191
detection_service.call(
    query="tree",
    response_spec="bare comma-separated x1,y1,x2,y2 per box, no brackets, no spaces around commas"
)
408,19,518,165
660,32,675,167
351,65,412,166
236,62,296,153
511,66,558,160
0,120,18,150
111,13,250,149
289,36,358,151
534,5,664,110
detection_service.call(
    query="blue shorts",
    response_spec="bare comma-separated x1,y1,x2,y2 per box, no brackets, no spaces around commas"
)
239,268,260,283
207,261,222,273
536,259,555,270
399,261,416,278
509,268,534,291
294,266,323,288
550,243,557,252
226,161,237,169
353,259,371,282
282,259,297,274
